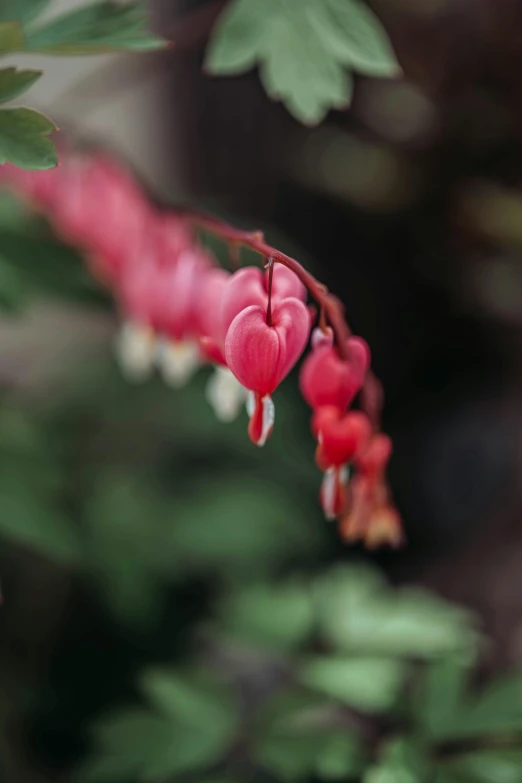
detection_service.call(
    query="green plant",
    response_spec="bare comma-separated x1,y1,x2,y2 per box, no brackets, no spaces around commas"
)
0,0,163,169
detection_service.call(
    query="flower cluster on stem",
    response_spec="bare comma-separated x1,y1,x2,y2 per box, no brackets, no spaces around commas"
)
0,148,403,548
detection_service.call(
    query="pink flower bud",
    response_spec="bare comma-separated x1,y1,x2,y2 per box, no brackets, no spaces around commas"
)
300,336,370,411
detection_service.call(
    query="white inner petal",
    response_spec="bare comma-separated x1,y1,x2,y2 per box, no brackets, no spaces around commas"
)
206,366,247,422
157,338,200,388
321,467,337,521
114,321,156,383
246,390,256,417
257,394,275,447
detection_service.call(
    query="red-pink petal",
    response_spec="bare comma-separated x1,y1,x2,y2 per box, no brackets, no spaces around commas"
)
220,267,266,341
300,336,371,411
225,298,311,395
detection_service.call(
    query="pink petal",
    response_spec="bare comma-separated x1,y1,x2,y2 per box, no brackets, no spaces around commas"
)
269,265,307,302
220,267,266,341
225,298,311,395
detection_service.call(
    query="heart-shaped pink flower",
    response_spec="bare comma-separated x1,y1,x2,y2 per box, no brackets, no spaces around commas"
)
300,336,370,411
225,298,311,395
220,265,306,347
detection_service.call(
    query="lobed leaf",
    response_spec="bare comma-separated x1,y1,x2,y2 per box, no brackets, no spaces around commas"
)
205,0,398,125
0,107,57,170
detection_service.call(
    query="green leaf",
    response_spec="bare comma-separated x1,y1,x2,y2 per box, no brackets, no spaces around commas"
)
300,656,406,713
439,750,522,783
364,738,431,783
315,565,479,659
25,1,165,54
254,690,364,781
220,581,314,651
0,67,42,103
139,668,237,732
205,0,397,125
165,478,321,577
313,0,400,77
204,0,270,75
435,673,522,740
82,670,239,782
0,477,80,565
0,252,26,311
82,709,174,782
84,473,170,629
0,0,52,25
259,8,352,125
0,107,57,171
0,21,24,53
416,657,473,739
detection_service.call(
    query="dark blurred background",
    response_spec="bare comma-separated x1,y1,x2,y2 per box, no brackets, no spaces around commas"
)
1,1,522,781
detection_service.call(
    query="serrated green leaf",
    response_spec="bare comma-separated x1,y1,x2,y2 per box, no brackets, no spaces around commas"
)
204,0,271,75
221,581,314,651
0,67,42,103
300,656,406,713
0,107,57,171
313,0,400,77
0,0,52,25
259,6,352,125
205,0,396,125
0,21,24,53
25,1,165,54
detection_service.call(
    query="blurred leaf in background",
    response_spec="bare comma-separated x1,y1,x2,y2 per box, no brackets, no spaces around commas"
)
205,0,399,125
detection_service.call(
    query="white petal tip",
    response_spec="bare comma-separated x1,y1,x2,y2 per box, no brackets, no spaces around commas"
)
157,339,200,388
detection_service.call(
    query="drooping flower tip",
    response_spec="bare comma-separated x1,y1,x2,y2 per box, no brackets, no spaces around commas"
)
247,392,275,446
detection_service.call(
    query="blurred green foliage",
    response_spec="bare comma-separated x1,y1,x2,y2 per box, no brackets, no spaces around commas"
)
0,188,521,783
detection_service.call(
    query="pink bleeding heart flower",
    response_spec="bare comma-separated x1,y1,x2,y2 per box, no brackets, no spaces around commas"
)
196,267,230,366
115,243,211,386
51,154,151,287
225,297,311,446
194,266,249,422
220,265,306,346
300,332,370,412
